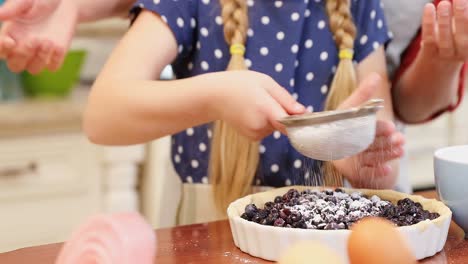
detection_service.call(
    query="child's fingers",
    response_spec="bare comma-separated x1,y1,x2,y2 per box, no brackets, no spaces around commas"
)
264,93,289,135
266,82,305,115
244,116,274,141
359,164,392,179
0,0,33,20
422,3,438,54
437,1,456,59
361,147,404,166
244,127,273,142
374,120,395,137
0,35,15,58
6,38,38,72
338,73,380,110
367,132,405,151
262,82,298,133
453,0,468,58
272,123,287,136
26,40,52,74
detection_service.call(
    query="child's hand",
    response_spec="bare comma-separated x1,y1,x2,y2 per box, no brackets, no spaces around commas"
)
421,0,468,63
208,71,306,141
0,0,77,73
327,73,404,189
332,121,405,189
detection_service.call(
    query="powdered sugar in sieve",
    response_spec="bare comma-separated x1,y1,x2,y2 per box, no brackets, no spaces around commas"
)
279,99,383,161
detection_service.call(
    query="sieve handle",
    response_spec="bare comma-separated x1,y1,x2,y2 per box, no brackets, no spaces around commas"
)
360,99,384,108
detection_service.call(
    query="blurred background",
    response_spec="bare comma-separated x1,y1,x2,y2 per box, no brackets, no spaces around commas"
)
0,18,467,253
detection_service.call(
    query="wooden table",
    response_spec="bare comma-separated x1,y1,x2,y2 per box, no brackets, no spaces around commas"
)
0,191,467,264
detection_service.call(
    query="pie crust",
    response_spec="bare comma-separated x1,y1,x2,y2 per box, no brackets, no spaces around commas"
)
227,186,452,262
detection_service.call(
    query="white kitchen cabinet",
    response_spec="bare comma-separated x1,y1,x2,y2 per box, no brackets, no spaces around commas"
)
99,145,146,213
0,88,146,253
0,133,101,252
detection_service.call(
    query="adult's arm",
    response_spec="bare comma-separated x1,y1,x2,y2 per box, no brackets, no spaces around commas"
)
392,0,467,123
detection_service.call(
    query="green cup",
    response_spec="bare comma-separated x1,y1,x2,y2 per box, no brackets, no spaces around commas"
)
21,50,87,98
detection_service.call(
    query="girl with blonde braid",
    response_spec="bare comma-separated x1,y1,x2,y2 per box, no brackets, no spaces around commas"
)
84,0,404,223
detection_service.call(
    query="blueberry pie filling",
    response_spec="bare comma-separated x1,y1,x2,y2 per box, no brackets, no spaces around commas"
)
241,188,440,230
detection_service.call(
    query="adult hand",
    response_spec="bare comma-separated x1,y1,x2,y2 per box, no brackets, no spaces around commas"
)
0,0,78,73
421,0,468,62
332,73,405,189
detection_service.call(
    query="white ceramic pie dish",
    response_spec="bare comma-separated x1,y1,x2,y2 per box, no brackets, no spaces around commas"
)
227,186,452,263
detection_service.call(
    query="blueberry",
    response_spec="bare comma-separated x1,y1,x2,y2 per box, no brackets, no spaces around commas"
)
282,208,292,216
317,223,327,230
350,193,361,200
290,212,302,222
241,213,250,220
404,198,414,204
408,206,418,215
292,220,307,229
429,212,440,220
334,188,344,193
274,218,285,227
252,214,262,223
245,204,258,218
280,211,288,220
259,210,269,218
397,198,410,206
265,215,276,225
405,215,414,223
274,196,283,204
324,222,339,230
287,198,298,206
325,196,337,204
286,189,300,200
325,190,334,196
421,211,430,219
414,215,424,223
252,210,268,223
264,202,275,211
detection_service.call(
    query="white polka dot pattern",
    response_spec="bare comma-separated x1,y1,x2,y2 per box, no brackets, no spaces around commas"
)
134,0,392,185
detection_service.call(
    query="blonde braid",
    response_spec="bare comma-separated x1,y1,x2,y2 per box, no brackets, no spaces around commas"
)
209,0,259,213
324,0,358,186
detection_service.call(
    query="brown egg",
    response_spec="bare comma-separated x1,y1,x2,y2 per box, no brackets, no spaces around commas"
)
278,241,344,264
348,217,417,264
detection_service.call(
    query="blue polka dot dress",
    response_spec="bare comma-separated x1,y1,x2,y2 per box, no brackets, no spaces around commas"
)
131,0,392,188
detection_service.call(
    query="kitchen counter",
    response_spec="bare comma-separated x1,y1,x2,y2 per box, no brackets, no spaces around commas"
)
0,190,466,263
0,87,88,137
